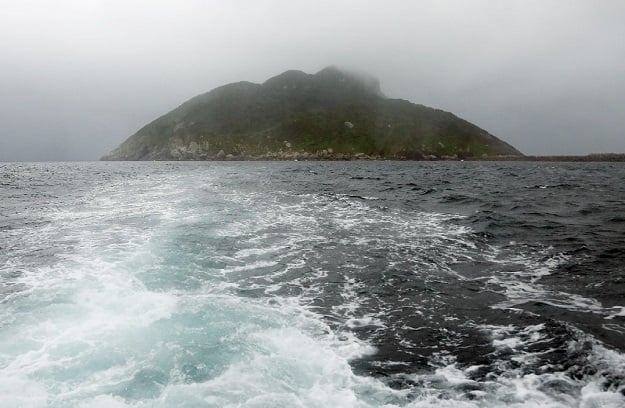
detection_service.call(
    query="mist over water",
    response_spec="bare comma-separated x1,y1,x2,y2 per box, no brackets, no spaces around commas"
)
1,161,624,407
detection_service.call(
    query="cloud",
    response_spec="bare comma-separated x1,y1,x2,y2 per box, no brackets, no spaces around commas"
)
1,0,624,160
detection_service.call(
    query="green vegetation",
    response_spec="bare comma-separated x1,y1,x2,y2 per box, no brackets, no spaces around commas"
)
102,67,522,160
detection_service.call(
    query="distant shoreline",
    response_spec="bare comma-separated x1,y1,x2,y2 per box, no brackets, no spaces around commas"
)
5,154,625,163
467,153,625,162
99,153,625,163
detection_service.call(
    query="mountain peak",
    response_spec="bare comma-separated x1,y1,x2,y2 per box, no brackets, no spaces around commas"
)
314,66,384,97
262,66,383,98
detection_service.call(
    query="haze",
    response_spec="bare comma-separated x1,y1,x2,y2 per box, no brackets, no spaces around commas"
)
1,0,624,161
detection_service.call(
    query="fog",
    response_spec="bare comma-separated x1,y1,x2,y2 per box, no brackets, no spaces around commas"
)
1,0,624,160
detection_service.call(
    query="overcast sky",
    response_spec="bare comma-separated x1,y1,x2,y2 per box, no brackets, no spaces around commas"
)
1,0,624,160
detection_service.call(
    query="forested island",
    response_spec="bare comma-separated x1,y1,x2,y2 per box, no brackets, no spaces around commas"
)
102,67,522,161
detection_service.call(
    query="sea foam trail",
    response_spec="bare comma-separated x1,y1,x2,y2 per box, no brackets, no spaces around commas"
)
0,162,624,407
0,168,378,407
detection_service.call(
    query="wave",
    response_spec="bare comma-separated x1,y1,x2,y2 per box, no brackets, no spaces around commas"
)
0,162,623,407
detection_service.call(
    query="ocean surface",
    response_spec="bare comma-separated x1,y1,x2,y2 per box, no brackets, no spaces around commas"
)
1,161,624,407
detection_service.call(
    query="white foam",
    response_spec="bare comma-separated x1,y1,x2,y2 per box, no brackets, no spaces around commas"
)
484,248,620,318
77,395,131,408
104,313,381,408
222,260,279,274
0,375,48,408
580,382,625,408
471,323,625,407
345,317,386,329
606,306,625,320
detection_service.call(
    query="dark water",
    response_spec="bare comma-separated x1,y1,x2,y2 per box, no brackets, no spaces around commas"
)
1,161,624,407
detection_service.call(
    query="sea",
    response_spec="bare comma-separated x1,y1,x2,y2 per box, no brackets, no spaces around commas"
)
1,161,624,407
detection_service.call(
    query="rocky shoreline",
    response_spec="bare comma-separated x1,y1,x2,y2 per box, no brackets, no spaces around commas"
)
104,141,625,163
110,151,625,162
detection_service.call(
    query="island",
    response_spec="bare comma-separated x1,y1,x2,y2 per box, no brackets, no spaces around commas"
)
102,67,523,161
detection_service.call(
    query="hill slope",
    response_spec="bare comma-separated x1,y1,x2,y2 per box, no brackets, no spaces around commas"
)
102,67,522,160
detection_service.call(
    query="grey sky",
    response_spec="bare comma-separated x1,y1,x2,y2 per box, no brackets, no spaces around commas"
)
1,0,624,160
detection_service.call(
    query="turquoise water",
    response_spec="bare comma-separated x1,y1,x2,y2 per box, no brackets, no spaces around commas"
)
0,163,385,407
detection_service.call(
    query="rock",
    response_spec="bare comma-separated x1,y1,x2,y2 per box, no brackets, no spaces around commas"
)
188,141,199,154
